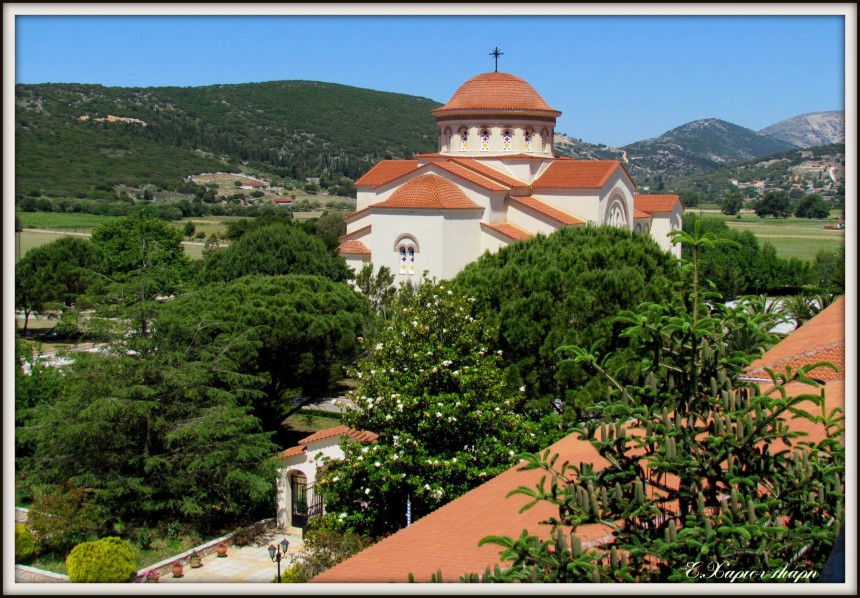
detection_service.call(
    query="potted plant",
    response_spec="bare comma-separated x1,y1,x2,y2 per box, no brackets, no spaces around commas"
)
215,542,228,558
146,568,161,583
170,560,184,578
189,550,203,568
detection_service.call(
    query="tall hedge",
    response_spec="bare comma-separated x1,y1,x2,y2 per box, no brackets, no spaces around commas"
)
66,537,136,583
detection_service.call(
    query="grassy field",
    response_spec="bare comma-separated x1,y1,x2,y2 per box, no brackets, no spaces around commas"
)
16,212,119,230
691,209,845,261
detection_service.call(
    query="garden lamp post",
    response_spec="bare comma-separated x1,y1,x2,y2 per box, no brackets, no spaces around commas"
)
268,538,290,582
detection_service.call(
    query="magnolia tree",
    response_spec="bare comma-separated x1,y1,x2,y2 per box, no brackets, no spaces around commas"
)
317,279,562,538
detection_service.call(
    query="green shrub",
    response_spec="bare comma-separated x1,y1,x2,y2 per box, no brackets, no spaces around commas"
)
66,537,136,583
275,563,303,583
15,524,36,563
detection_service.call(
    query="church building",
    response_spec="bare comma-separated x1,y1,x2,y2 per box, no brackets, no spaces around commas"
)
338,70,683,280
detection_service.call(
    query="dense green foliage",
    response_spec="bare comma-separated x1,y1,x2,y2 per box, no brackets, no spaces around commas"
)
755,190,792,218
15,81,439,198
17,304,280,532
682,214,814,299
15,524,36,563
156,274,371,439
317,280,562,538
14,236,99,332
66,537,137,583
472,227,843,583
794,194,831,219
454,226,686,422
198,223,351,284
281,526,372,582
27,483,106,555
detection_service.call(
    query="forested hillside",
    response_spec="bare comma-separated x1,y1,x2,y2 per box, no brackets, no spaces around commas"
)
15,81,440,198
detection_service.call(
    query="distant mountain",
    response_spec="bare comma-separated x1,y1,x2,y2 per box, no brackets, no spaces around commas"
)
620,118,797,180
759,111,845,148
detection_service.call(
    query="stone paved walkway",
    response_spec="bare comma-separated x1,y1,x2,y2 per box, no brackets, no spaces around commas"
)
158,528,304,584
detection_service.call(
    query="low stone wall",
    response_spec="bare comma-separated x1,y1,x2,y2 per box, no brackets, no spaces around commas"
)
14,565,69,583
132,517,276,583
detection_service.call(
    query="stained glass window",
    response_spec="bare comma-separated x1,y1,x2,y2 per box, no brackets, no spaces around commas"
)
480,129,490,151
460,128,469,150
503,130,512,151
407,247,415,275
399,246,407,274
524,130,531,151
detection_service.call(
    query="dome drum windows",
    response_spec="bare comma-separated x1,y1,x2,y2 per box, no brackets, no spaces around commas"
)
459,127,469,151
502,129,512,151
524,129,532,151
480,128,490,151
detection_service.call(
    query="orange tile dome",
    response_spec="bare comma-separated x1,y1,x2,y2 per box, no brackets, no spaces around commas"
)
432,72,561,116
375,174,481,210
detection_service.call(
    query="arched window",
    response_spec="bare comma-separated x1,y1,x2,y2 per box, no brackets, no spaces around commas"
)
459,127,469,151
480,128,490,151
502,129,512,151
541,128,550,152
395,235,419,276
606,198,627,228
444,127,452,152
524,129,532,151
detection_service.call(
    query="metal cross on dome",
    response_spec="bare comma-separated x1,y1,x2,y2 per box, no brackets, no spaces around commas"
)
490,47,504,72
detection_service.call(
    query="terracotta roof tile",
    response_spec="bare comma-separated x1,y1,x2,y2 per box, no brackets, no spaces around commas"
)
747,296,845,380
281,445,306,458
449,158,529,188
634,194,682,214
429,162,509,192
298,425,379,446
416,152,551,161
633,208,652,219
532,160,622,189
343,207,371,224
338,240,371,255
746,297,845,381
432,72,561,115
373,174,482,210
510,195,585,226
355,160,419,188
338,225,371,241
480,221,533,241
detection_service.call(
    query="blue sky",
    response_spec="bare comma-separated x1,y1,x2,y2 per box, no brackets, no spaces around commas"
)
10,8,850,148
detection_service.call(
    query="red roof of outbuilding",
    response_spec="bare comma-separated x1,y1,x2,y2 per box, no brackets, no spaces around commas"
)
633,208,652,219
634,194,682,214
532,160,623,190
373,175,482,210
298,425,379,445
746,296,845,381
432,72,561,116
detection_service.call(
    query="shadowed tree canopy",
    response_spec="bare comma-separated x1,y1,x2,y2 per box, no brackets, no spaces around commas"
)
198,223,351,284
15,236,100,333
155,274,371,440
453,225,686,422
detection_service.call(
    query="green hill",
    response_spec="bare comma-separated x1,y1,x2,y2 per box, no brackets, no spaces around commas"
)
15,81,440,199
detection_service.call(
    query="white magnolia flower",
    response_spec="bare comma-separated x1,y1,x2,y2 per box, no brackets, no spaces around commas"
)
375,343,384,351
424,484,431,490
365,488,371,495
332,476,340,482
374,461,381,467
385,414,393,421
435,412,443,418
519,386,526,392
361,446,369,454
339,512,347,520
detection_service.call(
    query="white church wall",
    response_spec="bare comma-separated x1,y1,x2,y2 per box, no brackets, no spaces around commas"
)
648,207,684,257
537,189,601,223
507,202,566,236
441,213,483,279
480,228,510,254
343,253,370,275
370,210,446,280
597,170,637,229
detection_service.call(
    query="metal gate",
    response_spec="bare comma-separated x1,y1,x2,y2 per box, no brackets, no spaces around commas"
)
290,474,308,528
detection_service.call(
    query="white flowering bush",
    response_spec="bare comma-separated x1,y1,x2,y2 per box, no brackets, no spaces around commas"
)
318,279,560,538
